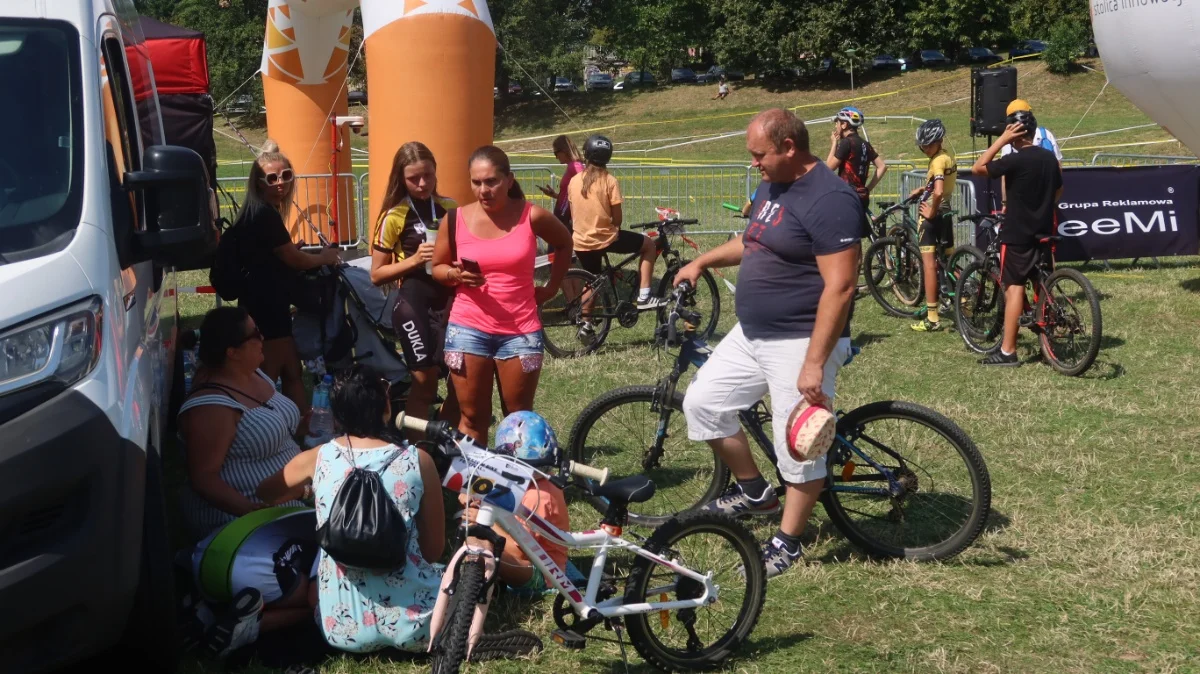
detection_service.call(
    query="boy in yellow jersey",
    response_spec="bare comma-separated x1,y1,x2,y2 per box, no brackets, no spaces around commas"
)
907,119,956,331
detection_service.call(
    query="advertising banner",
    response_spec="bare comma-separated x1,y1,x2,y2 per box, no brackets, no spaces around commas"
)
966,165,1200,261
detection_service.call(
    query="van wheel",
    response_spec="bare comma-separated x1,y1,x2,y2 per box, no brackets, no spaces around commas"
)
119,445,180,671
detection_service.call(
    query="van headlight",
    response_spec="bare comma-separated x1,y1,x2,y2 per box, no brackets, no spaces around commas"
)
0,296,103,394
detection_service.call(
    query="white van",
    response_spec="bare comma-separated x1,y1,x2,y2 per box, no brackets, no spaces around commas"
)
0,1,215,671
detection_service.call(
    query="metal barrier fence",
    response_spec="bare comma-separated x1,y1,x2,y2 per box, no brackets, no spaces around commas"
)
211,153,1200,251
1089,153,1198,166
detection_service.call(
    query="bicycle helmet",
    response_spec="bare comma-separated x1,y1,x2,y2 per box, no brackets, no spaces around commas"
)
1006,110,1038,139
494,411,561,467
836,106,864,128
915,119,946,148
583,134,614,165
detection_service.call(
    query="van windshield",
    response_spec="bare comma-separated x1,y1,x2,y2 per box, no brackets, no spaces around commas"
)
0,20,84,265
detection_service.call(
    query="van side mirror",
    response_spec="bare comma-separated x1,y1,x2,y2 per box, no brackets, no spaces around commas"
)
125,145,217,270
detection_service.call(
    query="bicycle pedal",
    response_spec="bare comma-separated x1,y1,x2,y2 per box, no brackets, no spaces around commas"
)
551,629,587,650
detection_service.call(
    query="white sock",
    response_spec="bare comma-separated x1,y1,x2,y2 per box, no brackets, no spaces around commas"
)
1001,349,1015,357
638,287,651,300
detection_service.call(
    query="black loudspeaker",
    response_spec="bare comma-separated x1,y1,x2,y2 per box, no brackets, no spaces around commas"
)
971,67,1017,137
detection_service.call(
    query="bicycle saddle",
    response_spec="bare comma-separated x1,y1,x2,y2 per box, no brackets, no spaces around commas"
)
583,474,657,504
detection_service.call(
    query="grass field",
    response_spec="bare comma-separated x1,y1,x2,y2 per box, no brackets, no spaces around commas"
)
213,57,1189,176
181,59,1200,673
175,249,1200,673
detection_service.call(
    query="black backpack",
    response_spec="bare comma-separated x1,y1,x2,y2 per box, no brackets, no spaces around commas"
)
315,440,410,570
210,216,249,301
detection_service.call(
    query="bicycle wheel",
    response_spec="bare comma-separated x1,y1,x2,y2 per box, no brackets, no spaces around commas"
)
623,511,766,672
1038,268,1102,376
539,268,615,358
820,401,991,561
430,555,486,674
655,265,721,340
864,236,924,318
953,259,1005,355
947,245,983,287
569,386,730,527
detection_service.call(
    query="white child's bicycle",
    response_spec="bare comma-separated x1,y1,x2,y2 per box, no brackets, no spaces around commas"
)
395,413,767,674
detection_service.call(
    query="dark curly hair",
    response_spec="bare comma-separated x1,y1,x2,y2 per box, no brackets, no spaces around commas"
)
331,364,391,439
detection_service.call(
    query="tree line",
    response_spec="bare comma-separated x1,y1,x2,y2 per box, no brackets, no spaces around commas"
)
135,0,1090,105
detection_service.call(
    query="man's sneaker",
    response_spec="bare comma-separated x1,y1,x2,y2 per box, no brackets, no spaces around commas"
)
700,485,780,518
203,587,263,659
636,295,667,309
910,318,942,332
576,320,596,344
980,351,1020,367
470,629,544,662
762,537,803,580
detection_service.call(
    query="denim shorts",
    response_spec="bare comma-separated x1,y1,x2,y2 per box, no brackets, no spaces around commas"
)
444,322,544,373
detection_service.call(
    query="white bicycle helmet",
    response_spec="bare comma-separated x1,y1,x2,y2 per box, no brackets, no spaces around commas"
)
836,106,864,128
915,119,946,148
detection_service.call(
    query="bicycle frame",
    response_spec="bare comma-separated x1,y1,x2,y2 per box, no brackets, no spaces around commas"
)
471,501,717,620
441,439,718,621
654,321,903,502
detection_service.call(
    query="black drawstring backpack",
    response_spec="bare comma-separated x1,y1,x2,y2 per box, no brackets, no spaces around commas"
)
316,438,410,570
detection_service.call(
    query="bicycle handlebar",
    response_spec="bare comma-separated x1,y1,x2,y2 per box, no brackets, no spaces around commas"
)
630,218,700,230
568,461,609,485
396,411,428,434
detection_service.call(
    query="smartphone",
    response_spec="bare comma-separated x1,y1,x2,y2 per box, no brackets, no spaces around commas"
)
460,258,482,274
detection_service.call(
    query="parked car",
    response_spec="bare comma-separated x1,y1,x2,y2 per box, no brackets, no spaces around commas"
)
1010,39,1047,59
553,76,577,92
670,67,697,84
872,54,904,70
586,72,614,91
914,49,952,67
348,89,367,105
508,81,522,95
0,1,218,672
960,47,1003,65
622,70,657,88
697,65,745,83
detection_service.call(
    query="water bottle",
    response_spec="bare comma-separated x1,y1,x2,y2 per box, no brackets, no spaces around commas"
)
308,374,335,441
424,228,437,276
182,348,197,395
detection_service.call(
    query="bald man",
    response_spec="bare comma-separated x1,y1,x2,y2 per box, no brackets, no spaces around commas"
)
674,108,862,579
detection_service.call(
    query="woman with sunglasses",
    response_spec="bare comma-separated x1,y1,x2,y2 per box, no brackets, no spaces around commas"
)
236,140,341,417
178,306,310,539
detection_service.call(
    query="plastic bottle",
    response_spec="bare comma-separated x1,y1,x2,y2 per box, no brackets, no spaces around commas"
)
308,374,335,440
182,348,197,395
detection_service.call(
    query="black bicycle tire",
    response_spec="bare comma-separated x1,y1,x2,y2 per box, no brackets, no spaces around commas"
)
568,385,731,527
430,555,486,674
655,265,722,340
540,268,615,358
820,401,991,561
953,259,1005,355
864,236,925,318
623,511,766,672
1038,267,1103,376
948,245,984,281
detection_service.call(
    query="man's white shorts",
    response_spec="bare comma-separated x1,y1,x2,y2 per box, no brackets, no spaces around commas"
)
682,323,852,484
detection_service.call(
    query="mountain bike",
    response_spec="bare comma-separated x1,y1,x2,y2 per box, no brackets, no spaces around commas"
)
953,213,1103,376
538,211,722,358
862,200,983,319
396,413,766,673
568,283,992,561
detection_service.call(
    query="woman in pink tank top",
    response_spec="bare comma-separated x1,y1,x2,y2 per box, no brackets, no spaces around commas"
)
431,146,572,442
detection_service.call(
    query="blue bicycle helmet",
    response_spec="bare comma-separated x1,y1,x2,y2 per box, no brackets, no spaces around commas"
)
494,411,561,467
836,106,864,128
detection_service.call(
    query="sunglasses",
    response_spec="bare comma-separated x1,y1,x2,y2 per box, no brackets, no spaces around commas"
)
260,168,294,186
234,326,264,346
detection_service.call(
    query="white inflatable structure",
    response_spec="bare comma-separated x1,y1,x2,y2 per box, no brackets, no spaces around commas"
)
1091,1,1200,153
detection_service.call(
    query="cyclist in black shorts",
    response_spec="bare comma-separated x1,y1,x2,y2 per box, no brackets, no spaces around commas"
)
369,141,459,431
970,110,1064,367
908,119,957,332
826,106,887,231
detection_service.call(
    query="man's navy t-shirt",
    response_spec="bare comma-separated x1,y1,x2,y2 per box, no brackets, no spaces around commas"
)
737,164,863,340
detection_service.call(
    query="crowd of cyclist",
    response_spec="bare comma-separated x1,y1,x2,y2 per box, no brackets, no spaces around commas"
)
173,96,1065,668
